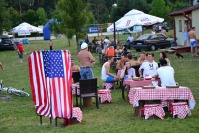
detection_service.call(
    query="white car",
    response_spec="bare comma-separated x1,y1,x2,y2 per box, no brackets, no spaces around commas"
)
122,29,133,34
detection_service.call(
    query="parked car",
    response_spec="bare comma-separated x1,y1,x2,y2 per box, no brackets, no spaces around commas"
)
131,34,171,51
0,35,16,51
122,29,133,34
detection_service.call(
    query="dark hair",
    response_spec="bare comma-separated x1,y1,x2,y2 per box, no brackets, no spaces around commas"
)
160,51,167,59
124,61,129,75
159,59,167,66
127,53,133,59
122,53,128,57
108,56,113,60
147,53,154,57
123,47,127,52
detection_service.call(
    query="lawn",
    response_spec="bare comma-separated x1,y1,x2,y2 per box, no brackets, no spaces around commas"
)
0,36,199,133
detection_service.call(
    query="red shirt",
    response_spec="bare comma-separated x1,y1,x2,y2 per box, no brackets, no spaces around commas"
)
17,44,24,52
107,48,115,56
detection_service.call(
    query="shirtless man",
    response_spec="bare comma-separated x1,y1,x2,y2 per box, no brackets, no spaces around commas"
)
188,27,198,56
77,42,95,79
184,23,188,47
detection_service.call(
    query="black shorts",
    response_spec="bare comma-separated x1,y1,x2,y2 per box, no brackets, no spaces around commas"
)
18,52,23,59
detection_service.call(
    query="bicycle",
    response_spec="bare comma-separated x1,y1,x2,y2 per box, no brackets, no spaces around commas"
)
0,80,30,97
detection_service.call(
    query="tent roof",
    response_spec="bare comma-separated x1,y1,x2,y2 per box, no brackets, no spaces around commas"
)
107,9,164,32
168,5,199,16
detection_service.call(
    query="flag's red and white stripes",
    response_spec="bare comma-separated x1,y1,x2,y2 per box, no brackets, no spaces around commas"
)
28,50,72,119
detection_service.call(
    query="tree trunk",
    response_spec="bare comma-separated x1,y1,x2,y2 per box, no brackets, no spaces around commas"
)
68,38,71,46
75,34,80,53
18,0,22,15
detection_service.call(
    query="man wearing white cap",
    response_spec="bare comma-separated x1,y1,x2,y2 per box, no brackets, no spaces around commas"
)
77,42,95,79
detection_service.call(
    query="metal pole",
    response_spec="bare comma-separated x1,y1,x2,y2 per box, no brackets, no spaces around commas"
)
114,21,116,45
113,0,117,45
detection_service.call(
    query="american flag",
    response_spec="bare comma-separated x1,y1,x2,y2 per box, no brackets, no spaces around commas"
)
28,50,72,119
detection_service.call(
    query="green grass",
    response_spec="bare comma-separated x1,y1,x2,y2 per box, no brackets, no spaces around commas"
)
0,37,199,133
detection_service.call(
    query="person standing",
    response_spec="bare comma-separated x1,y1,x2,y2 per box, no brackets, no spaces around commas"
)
159,51,171,66
161,28,167,38
17,42,24,63
85,35,89,44
155,59,176,87
101,56,119,83
188,27,198,56
184,23,188,47
49,39,53,50
139,53,158,77
77,42,95,79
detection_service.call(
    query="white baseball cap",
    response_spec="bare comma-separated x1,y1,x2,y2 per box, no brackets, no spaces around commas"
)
81,42,88,49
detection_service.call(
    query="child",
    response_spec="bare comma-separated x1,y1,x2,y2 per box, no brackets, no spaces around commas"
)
49,39,53,50
17,42,24,63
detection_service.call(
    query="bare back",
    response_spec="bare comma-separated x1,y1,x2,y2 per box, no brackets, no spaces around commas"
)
77,50,95,67
188,30,196,39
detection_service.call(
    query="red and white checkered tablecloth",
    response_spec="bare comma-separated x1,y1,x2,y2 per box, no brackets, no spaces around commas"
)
98,89,112,103
72,107,83,122
171,102,191,119
128,87,196,109
103,82,114,90
71,84,80,95
143,104,165,120
124,79,160,88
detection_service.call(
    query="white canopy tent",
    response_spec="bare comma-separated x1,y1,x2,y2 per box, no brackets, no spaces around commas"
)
12,22,42,36
107,9,164,32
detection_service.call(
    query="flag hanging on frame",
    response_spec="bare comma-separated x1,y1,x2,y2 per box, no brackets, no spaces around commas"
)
28,50,72,119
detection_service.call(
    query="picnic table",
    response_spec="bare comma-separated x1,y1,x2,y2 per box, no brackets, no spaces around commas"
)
128,86,196,117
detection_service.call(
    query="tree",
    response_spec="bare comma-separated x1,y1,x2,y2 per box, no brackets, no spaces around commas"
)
21,9,38,25
0,0,11,34
149,0,171,20
36,7,47,26
54,0,88,50
8,7,21,27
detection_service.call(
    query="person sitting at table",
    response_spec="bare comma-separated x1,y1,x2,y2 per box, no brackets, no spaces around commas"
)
115,45,122,55
122,47,130,55
137,52,147,65
139,53,158,78
159,51,171,66
116,53,128,71
107,46,115,56
127,53,139,66
101,56,119,83
120,61,136,81
102,46,107,54
71,58,80,72
155,59,176,87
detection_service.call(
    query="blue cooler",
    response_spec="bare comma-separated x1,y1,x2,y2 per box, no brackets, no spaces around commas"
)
22,39,29,44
